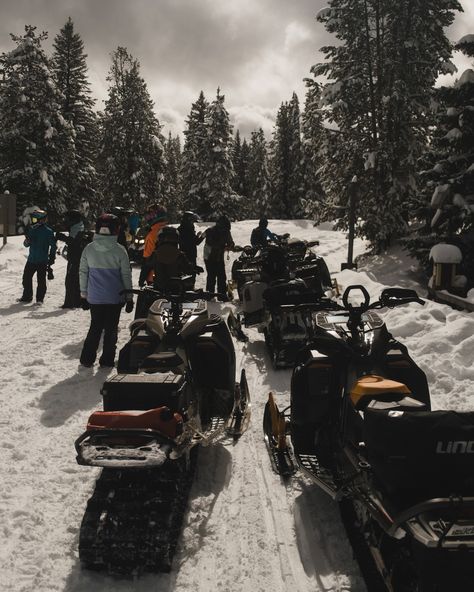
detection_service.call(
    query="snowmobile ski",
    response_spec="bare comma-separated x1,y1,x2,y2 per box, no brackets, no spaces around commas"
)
226,369,251,438
227,310,248,342
263,393,296,477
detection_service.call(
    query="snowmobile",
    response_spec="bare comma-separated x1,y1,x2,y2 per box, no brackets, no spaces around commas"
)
239,241,335,368
263,284,474,591
128,226,147,263
75,281,251,574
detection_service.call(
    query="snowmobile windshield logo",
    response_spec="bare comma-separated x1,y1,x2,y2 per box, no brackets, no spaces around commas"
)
436,441,474,454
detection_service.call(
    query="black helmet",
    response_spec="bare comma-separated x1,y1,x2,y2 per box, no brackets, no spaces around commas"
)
158,225,179,243
65,209,82,225
181,210,200,224
259,216,268,228
216,215,231,231
30,209,47,227
96,213,120,236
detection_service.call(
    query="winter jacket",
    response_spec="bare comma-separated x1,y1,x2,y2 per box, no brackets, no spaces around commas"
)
56,222,92,268
149,241,195,290
204,226,234,263
250,226,278,248
79,234,132,305
178,221,204,263
24,224,56,264
140,220,168,284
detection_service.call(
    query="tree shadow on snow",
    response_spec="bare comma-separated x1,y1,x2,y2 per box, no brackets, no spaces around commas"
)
241,337,269,373
38,369,105,427
293,481,366,591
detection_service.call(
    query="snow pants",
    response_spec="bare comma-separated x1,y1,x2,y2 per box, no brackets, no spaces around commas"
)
205,259,227,296
80,304,122,366
22,261,47,302
62,261,81,308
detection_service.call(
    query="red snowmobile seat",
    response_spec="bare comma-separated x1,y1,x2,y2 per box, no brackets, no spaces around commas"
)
86,406,183,439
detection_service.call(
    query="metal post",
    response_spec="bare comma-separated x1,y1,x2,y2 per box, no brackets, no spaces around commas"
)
3,195,8,246
341,176,358,271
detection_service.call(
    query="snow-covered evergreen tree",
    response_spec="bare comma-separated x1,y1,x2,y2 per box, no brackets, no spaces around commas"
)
314,0,461,249
407,33,474,283
231,130,251,213
181,91,209,213
163,132,182,221
0,26,76,220
269,93,303,218
98,47,165,212
202,88,238,219
52,18,99,216
247,128,271,217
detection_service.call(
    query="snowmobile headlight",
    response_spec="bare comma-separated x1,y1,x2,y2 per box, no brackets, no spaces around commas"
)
138,239,145,245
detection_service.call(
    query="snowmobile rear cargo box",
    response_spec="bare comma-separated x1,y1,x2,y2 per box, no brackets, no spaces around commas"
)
101,372,186,412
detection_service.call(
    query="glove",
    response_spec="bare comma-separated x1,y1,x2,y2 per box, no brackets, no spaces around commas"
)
194,265,204,274
125,300,134,313
47,266,54,280
80,298,90,311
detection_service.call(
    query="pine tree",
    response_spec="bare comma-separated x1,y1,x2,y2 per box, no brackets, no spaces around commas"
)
163,133,182,221
202,88,238,219
98,47,165,212
181,91,209,213
0,26,76,221
232,130,251,204
247,128,271,217
314,0,462,250
52,17,99,216
301,77,325,222
407,34,474,283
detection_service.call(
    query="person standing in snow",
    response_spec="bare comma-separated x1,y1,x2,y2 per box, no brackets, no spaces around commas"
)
55,210,92,309
178,211,204,266
79,213,134,368
138,203,168,287
203,215,235,299
18,209,56,304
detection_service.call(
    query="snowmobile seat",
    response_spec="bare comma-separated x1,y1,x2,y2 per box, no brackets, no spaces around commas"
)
141,351,184,371
87,406,183,440
364,408,474,507
350,375,411,409
264,279,316,308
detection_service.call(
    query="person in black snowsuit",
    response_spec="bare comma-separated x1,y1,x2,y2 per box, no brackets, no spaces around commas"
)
178,211,204,266
203,215,235,299
56,210,92,309
111,206,130,251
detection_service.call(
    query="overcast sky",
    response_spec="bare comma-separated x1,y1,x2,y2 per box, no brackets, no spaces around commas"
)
1,0,473,139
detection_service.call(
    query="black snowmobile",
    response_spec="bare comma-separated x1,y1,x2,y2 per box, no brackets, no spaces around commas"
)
75,281,251,575
240,242,335,368
264,285,474,591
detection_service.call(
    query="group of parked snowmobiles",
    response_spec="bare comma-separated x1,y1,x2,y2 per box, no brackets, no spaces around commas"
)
74,231,474,591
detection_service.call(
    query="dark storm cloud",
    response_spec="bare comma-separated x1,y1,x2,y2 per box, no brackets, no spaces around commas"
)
1,0,472,136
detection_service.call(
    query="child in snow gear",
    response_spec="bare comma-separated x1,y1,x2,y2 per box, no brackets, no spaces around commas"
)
18,209,56,304
203,215,235,298
250,216,279,248
138,204,168,287
177,211,204,266
79,214,133,368
56,210,93,308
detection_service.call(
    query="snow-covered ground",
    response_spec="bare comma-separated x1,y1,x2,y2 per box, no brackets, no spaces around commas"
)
0,220,472,592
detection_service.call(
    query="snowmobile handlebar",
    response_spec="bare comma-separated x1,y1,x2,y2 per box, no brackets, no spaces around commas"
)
338,285,425,315
120,287,224,302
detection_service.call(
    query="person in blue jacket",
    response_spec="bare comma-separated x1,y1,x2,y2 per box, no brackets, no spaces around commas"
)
79,213,134,368
18,209,56,304
250,216,279,248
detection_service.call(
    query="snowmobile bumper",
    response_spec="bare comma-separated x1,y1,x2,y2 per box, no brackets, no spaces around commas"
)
75,428,178,468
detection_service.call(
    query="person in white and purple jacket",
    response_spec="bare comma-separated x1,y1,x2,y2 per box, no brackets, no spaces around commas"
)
79,213,133,368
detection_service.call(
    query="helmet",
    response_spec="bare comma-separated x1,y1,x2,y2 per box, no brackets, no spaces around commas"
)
259,216,268,228
30,209,47,226
95,213,120,236
65,209,82,226
145,203,168,225
216,215,231,231
158,226,179,243
181,211,200,224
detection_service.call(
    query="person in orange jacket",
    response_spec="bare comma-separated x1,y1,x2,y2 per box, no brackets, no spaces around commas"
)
138,203,168,286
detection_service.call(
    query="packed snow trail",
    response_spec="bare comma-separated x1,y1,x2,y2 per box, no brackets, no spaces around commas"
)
1,220,472,592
